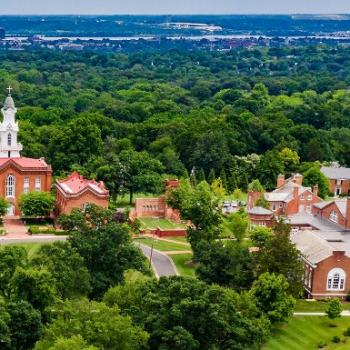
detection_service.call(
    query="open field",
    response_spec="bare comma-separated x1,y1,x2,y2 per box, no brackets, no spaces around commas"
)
139,217,187,230
134,237,191,252
265,316,350,350
170,253,196,277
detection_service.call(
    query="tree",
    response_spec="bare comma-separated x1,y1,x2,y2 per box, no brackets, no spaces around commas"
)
207,169,216,184
326,298,343,320
6,300,43,350
0,197,9,217
279,148,300,174
69,222,150,298
41,336,98,350
105,276,270,350
211,178,226,198
31,242,91,299
302,165,330,199
255,220,304,296
250,273,295,323
248,179,264,192
196,241,255,291
34,299,149,350
0,246,28,297
250,227,273,248
225,210,249,241
256,150,284,190
118,149,164,204
9,267,57,313
0,297,10,347
255,196,270,209
19,192,55,217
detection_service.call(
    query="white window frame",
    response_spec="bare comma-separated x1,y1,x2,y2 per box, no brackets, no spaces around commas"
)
327,268,346,291
35,177,41,192
7,133,11,146
6,174,15,197
329,210,338,223
307,194,312,201
23,177,29,194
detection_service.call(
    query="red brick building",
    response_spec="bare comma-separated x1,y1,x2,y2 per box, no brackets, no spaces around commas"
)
55,172,109,215
0,91,52,216
247,174,322,227
247,206,275,228
292,230,350,299
321,166,350,197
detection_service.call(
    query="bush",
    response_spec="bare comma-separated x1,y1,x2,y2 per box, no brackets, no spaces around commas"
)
317,341,327,348
332,336,341,343
343,327,350,337
28,225,56,235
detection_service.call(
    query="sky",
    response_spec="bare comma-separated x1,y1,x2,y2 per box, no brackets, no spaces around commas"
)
0,0,349,15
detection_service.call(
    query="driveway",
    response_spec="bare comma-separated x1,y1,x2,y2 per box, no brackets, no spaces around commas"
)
136,243,178,278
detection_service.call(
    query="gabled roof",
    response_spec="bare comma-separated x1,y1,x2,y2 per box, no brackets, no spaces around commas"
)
321,166,350,180
247,206,273,215
56,171,109,198
0,157,50,170
291,230,350,265
313,199,348,219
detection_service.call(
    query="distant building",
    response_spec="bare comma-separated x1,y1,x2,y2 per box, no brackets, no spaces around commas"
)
0,28,5,40
321,166,350,197
55,172,109,215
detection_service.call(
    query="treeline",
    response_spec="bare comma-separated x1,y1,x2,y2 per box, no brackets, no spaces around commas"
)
0,46,349,194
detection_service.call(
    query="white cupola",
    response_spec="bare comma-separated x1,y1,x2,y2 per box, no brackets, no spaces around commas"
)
0,86,23,158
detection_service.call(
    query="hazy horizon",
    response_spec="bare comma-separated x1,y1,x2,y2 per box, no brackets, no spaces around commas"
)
0,0,349,16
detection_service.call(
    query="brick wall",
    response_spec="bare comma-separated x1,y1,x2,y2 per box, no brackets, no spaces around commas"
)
312,202,347,228
329,179,350,196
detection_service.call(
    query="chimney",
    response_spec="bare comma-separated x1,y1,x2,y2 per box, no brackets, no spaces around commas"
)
293,174,303,186
312,185,319,198
277,174,285,188
346,197,350,229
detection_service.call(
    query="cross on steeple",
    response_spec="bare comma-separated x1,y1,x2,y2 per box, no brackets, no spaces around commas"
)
6,86,12,96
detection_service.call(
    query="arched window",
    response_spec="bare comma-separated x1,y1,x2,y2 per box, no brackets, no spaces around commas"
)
327,268,346,290
7,133,11,146
6,175,15,197
329,210,338,223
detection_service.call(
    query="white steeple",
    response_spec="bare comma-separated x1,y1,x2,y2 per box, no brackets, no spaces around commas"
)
0,87,23,158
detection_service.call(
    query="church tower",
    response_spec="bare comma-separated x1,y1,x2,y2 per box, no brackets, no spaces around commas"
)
0,87,23,158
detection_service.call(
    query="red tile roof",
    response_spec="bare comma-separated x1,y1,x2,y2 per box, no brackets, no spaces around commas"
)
56,171,109,197
0,157,50,170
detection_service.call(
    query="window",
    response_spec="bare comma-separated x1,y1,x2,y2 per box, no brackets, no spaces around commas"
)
279,203,283,208
6,175,15,197
272,204,276,211
35,177,41,191
307,194,312,200
329,210,338,223
327,268,346,290
300,194,304,200
7,133,11,146
23,177,29,194
306,204,311,213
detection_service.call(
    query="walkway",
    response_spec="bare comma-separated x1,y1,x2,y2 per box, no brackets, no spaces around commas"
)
294,311,350,316
3,217,29,238
137,243,178,278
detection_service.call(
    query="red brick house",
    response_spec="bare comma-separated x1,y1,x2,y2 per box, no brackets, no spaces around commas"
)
55,172,109,215
247,206,275,228
247,174,322,227
321,166,350,197
312,198,350,230
292,230,350,299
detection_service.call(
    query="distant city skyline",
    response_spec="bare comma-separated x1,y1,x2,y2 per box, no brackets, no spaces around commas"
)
0,0,349,15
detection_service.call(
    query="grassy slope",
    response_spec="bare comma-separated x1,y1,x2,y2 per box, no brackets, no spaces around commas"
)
170,253,196,277
265,317,350,350
134,237,191,252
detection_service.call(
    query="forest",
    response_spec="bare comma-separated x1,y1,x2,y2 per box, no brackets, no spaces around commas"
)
1,45,350,198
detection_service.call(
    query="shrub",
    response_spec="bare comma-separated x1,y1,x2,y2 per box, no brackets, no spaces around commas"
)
332,336,341,343
317,341,327,348
343,327,350,337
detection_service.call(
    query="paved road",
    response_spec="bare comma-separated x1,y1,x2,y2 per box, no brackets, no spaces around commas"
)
136,243,178,278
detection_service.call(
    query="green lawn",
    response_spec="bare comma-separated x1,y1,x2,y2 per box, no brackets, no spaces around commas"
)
1,242,47,259
139,217,187,230
170,253,196,277
166,236,189,244
134,237,191,252
265,317,350,350
295,300,350,312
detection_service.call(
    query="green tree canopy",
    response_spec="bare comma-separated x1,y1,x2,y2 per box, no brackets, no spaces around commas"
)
19,192,55,218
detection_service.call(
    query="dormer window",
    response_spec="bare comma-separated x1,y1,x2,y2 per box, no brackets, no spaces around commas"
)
329,210,338,223
7,133,11,146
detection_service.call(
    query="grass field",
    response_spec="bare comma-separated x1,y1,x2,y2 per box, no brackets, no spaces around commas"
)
1,242,47,258
295,300,350,312
170,253,196,277
165,236,189,244
139,217,187,230
265,317,350,350
134,237,191,252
